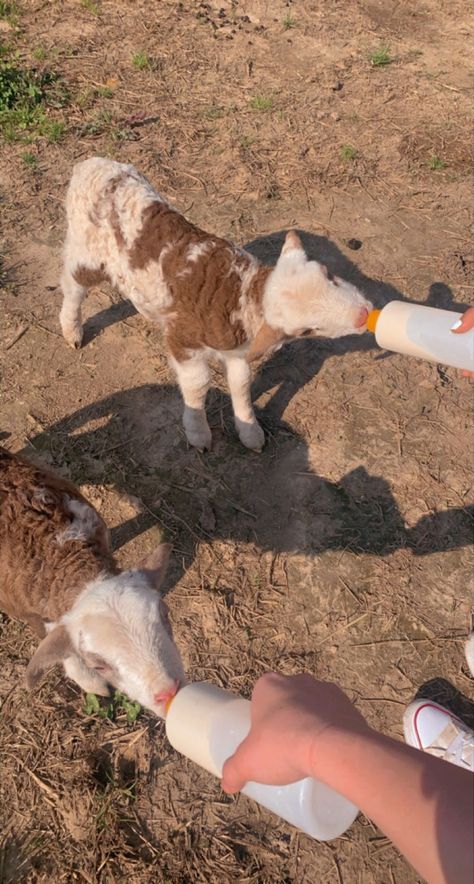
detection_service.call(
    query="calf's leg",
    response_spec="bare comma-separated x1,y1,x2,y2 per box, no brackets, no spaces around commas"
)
170,353,213,450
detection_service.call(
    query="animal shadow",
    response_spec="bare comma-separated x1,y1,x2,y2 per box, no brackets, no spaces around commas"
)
23,230,472,582
24,374,473,590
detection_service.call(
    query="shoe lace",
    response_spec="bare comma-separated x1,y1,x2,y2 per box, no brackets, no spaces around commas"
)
443,728,474,768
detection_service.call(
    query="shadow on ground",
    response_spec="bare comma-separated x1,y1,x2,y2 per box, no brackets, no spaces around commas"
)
19,230,472,585
413,677,474,729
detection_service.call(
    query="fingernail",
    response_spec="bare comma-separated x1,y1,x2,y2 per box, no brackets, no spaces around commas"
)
451,319,462,330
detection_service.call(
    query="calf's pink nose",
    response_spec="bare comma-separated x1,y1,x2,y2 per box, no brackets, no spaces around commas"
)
154,679,180,707
355,307,369,328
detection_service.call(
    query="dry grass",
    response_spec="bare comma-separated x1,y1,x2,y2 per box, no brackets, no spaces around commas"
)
0,0,473,881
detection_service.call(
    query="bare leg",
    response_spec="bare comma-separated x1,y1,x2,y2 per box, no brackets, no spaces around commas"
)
222,353,265,451
60,266,87,349
170,354,212,450
63,653,110,696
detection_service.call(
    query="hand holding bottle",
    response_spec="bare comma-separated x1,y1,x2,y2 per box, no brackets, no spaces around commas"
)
221,672,369,793
221,672,473,884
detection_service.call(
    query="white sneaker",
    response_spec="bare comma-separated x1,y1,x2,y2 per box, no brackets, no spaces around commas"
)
465,632,474,678
403,699,474,772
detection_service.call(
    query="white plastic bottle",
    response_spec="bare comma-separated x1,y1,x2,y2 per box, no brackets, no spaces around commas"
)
366,302,474,372
165,682,358,841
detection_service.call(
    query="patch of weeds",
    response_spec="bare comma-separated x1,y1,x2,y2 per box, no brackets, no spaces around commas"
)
84,690,141,723
250,94,273,112
21,150,36,167
427,154,445,170
76,84,113,109
76,86,95,108
115,690,141,722
203,104,225,120
132,50,150,71
340,143,358,161
32,46,47,61
282,13,295,29
0,1,18,23
81,0,100,13
80,107,113,137
370,46,392,67
97,84,113,98
84,692,108,717
41,118,65,142
0,53,69,141
112,126,139,142
95,780,136,833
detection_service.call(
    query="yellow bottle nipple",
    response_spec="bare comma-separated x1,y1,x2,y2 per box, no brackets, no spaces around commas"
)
366,309,381,333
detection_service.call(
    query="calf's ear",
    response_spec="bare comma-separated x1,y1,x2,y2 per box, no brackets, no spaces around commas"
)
138,542,172,590
25,625,73,690
280,229,305,257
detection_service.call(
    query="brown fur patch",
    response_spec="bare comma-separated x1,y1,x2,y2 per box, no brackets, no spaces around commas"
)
0,447,117,634
245,323,289,362
73,264,110,288
89,172,128,249
129,201,272,361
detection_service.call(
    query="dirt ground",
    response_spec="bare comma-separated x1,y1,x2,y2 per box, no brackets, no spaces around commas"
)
0,1,473,881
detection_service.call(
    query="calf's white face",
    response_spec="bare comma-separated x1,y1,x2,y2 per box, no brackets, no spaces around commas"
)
64,570,185,716
25,544,185,718
264,231,373,340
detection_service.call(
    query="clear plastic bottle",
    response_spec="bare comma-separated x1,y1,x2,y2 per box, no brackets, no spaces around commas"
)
366,302,474,372
165,682,358,841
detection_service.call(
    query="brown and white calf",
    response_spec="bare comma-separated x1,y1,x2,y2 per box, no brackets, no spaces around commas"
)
0,447,184,717
60,157,372,451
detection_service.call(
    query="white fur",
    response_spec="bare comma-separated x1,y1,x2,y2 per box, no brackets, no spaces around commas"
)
61,571,185,716
60,157,372,451
56,497,103,546
187,242,212,262
221,351,265,451
466,633,474,677
169,352,213,450
263,246,369,339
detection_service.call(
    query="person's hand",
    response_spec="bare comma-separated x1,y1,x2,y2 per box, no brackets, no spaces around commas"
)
221,672,370,793
451,307,474,377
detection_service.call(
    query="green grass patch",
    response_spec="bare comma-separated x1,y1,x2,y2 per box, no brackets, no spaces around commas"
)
0,53,68,141
282,13,295,29
94,772,136,833
79,107,113,137
370,46,392,67
0,1,18,22
21,150,36,167
80,0,100,13
250,94,273,112
32,46,47,61
132,50,150,70
340,143,358,161
428,154,445,170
